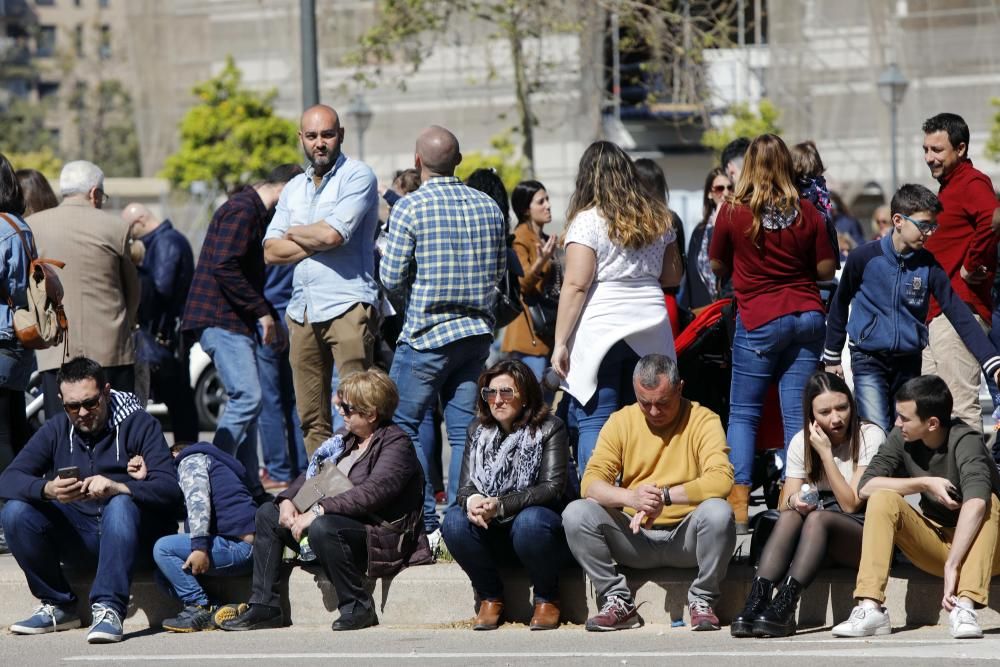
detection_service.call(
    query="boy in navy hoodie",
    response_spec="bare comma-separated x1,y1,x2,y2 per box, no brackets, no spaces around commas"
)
134,442,256,632
0,357,181,644
823,184,1000,430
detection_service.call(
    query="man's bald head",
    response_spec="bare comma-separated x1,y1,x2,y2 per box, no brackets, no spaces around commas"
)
121,202,161,238
300,104,344,175
415,126,462,178
300,104,340,130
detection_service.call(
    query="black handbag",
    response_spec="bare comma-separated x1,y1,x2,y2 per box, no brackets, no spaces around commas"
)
494,245,524,328
521,256,561,343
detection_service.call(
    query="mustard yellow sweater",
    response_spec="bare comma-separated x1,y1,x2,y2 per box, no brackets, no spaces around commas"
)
581,400,734,527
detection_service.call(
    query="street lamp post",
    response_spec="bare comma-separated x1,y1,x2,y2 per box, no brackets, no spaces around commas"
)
345,95,374,162
877,63,909,193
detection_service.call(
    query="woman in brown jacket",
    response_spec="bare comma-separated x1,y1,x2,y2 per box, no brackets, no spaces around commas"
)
501,180,559,381
218,369,432,632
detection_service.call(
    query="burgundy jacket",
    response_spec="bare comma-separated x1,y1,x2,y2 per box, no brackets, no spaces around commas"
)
279,423,432,578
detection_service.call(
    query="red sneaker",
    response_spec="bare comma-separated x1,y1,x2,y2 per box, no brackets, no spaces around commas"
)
689,599,720,631
585,595,641,632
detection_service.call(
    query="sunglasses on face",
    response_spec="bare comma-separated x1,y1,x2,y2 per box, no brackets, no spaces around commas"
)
900,213,938,237
338,400,358,416
481,387,519,402
63,394,102,414
712,184,733,194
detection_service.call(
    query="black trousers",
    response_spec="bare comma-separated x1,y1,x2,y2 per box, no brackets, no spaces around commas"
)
42,364,135,421
248,502,372,619
149,355,199,443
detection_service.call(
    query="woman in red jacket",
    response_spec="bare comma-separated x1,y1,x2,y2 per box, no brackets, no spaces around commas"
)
709,134,837,532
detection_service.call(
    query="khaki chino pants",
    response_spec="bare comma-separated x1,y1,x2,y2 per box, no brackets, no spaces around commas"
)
288,303,375,456
854,489,1000,606
922,313,989,433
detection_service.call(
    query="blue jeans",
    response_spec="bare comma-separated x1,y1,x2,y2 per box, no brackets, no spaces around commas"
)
511,352,554,405
200,327,264,496
850,349,922,431
257,325,308,482
728,311,824,486
441,504,571,602
570,340,639,478
152,533,253,606
1,496,174,617
389,335,491,533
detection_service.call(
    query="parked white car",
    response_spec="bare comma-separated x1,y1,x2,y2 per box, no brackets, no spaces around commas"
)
25,343,226,432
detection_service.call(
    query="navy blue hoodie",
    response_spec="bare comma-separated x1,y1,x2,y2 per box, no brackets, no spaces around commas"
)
0,391,181,516
824,234,1000,379
174,443,256,552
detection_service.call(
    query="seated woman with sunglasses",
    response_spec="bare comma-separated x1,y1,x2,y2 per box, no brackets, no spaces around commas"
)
731,371,884,639
442,359,572,632
218,369,432,633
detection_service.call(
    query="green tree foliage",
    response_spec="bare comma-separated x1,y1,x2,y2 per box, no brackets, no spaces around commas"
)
161,57,300,192
701,100,782,155
0,97,57,154
69,79,141,177
455,132,525,193
987,97,1000,162
348,0,583,179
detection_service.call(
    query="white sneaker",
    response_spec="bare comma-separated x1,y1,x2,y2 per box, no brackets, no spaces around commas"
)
832,604,891,637
949,605,983,639
426,528,442,560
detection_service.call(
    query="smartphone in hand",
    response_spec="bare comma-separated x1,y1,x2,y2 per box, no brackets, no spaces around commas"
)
56,466,81,480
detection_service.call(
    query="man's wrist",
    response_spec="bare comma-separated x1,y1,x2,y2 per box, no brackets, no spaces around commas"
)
661,485,672,506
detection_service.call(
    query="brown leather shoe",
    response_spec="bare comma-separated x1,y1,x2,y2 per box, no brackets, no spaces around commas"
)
529,601,560,630
473,599,503,630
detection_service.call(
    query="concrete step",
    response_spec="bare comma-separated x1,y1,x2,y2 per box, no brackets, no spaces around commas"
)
2,554,1000,631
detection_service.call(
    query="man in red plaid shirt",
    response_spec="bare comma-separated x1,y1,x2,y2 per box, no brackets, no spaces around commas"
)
182,165,302,498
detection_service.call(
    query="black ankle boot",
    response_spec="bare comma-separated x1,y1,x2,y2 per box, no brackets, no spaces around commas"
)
731,576,774,638
752,576,804,637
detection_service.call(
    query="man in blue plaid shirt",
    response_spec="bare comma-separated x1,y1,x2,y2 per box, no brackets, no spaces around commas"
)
381,126,506,541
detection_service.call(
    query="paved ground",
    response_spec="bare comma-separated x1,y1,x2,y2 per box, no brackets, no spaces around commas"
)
4,624,999,666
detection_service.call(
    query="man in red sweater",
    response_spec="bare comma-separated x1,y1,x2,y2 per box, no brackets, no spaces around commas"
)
921,113,1000,430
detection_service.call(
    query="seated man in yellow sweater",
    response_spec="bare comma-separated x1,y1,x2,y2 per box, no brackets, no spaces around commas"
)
562,354,735,632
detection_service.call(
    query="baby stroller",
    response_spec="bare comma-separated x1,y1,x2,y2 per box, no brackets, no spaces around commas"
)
674,299,785,509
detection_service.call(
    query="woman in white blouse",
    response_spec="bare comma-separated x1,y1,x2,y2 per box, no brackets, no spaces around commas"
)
731,371,884,639
551,141,682,476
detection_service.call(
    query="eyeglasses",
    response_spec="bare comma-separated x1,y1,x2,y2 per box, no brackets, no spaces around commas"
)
63,394,102,414
900,213,938,237
711,184,734,194
93,188,109,205
481,387,519,402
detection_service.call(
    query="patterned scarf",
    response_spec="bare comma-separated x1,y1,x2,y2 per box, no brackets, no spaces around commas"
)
697,208,719,300
469,424,545,498
306,433,346,479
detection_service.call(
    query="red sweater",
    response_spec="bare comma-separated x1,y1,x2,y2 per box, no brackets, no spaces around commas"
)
924,159,998,321
709,200,834,330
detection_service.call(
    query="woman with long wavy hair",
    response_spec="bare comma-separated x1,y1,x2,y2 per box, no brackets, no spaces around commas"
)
709,134,837,533
552,141,682,475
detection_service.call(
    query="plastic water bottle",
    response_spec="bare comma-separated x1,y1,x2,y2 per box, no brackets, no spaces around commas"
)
298,537,317,563
799,483,819,507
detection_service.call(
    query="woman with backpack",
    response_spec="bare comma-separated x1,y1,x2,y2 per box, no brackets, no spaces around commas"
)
0,153,38,553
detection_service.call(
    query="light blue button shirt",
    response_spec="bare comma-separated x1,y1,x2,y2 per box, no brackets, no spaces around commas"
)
264,154,380,324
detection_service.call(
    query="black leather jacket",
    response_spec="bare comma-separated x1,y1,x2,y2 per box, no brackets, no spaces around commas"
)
455,415,568,523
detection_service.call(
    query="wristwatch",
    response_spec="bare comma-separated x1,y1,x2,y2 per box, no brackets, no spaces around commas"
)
661,485,672,506
310,504,324,517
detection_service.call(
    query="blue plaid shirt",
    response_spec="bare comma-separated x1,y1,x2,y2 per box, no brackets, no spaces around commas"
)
381,177,506,350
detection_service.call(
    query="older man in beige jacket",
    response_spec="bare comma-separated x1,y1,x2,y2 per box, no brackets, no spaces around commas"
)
28,161,139,419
